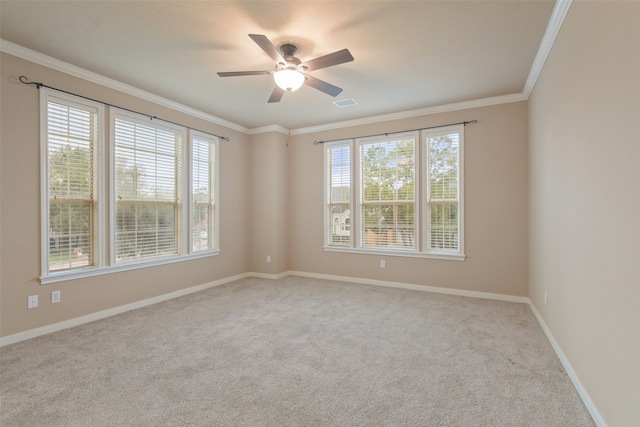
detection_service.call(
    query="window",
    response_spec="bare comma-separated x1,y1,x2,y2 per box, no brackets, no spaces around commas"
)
191,132,218,252
324,125,464,260
42,93,103,274
426,128,462,254
359,133,416,250
325,142,351,246
40,89,219,283
113,112,184,263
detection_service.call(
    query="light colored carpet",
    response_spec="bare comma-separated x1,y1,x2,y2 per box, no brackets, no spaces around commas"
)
1,276,594,426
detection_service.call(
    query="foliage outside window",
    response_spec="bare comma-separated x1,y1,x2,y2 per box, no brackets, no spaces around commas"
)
359,134,416,250
323,125,464,259
40,89,219,283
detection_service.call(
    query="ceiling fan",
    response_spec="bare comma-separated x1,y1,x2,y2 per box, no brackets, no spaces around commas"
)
217,34,354,103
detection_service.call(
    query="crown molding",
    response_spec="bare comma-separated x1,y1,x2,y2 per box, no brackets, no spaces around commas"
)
0,39,249,134
247,124,290,136
289,92,528,136
523,0,573,97
3,0,570,140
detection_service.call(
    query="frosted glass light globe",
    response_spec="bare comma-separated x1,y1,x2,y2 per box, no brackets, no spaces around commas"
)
274,69,305,92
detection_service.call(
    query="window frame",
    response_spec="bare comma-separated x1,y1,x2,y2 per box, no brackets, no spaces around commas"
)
40,90,219,285
188,130,220,254
423,125,465,257
110,109,187,265
356,132,419,252
324,139,354,248
323,126,465,261
40,89,106,278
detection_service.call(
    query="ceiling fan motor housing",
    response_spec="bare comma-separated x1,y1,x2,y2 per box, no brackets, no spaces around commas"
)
278,44,306,72
280,43,298,57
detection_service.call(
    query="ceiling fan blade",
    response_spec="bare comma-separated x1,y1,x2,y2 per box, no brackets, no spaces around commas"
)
268,86,285,103
304,75,343,97
249,34,287,65
217,71,271,77
301,49,354,71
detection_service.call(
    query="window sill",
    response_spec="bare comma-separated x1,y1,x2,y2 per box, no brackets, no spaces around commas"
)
40,250,220,285
323,246,465,261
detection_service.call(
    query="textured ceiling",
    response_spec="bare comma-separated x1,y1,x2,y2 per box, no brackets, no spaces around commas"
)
0,1,555,130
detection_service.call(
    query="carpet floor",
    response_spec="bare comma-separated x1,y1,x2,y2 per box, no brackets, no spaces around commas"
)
1,275,594,426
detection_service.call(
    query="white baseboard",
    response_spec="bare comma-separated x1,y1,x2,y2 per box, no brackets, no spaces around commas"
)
287,270,530,303
247,271,290,280
527,302,606,427
0,272,251,347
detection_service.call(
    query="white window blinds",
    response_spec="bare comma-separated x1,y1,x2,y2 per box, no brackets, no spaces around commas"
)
359,134,416,250
46,99,98,272
114,115,183,262
326,142,351,246
191,133,217,252
426,128,461,253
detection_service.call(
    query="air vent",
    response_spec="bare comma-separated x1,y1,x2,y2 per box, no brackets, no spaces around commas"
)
333,98,358,108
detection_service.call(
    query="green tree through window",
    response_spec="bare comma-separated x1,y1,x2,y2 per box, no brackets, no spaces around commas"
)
360,136,415,249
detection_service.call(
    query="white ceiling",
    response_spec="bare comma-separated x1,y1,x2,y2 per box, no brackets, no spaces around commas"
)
0,1,556,130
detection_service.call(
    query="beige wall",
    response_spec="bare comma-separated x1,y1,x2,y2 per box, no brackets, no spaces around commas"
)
1,47,531,340
0,53,251,337
528,2,640,426
288,102,529,296
249,131,289,274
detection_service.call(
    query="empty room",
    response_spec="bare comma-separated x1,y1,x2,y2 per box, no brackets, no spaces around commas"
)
0,1,638,426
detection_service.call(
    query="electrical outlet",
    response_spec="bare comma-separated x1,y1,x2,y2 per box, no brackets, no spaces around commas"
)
380,260,386,269
28,295,38,309
544,292,548,306
51,290,61,304
266,255,271,263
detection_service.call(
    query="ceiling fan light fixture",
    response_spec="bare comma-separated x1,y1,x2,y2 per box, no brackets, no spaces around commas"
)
274,68,305,92
218,35,353,103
